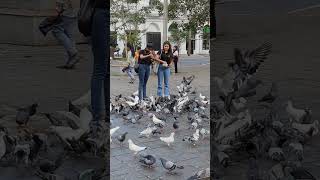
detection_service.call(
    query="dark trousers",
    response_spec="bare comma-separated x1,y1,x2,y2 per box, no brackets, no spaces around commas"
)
90,8,109,127
174,59,178,73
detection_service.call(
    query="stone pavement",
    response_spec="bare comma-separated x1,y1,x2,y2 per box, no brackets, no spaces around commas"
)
214,2,320,179
110,56,210,179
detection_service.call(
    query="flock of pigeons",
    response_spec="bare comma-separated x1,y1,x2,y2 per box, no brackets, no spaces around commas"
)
212,42,318,179
110,75,210,179
0,92,108,179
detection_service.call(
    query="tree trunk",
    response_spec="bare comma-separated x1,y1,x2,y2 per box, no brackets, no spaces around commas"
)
188,29,192,56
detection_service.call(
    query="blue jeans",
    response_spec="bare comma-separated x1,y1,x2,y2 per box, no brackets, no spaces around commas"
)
157,64,170,97
138,64,151,100
90,8,108,127
52,16,77,63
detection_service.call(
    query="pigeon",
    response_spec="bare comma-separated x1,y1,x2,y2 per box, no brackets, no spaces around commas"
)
14,144,30,165
258,82,278,103
139,154,157,168
286,100,308,123
199,93,206,100
139,126,158,138
16,103,38,126
110,126,120,143
160,132,175,146
126,96,139,107
152,114,165,127
187,167,210,180
232,97,247,111
117,132,128,145
183,129,200,145
0,131,6,160
200,128,210,139
133,91,138,96
173,122,179,130
128,139,147,155
39,153,64,173
68,101,81,117
160,158,184,172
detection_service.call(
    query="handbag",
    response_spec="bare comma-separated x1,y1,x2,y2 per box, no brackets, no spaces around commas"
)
39,15,62,36
78,0,95,37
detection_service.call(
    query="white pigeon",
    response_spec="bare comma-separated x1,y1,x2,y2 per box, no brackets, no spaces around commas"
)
110,103,113,112
0,131,6,159
128,139,147,154
152,114,165,127
139,126,157,138
193,129,200,141
200,128,210,139
110,126,120,143
191,121,198,129
149,96,155,106
133,90,138,96
126,96,139,107
286,100,307,122
199,93,206,100
160,132,175,146
177,84,184,92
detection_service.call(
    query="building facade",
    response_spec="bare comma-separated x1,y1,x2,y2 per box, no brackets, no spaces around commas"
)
111,0,209,55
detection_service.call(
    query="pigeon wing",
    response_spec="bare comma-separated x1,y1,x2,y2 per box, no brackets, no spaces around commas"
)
247,42,272,74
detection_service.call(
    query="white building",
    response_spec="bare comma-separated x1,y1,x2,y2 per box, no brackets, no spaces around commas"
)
111,0,209,55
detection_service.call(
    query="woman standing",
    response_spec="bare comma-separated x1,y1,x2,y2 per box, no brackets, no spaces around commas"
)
153,41,174,99
138,44,154,101
89,0,108,138
173,45,179,73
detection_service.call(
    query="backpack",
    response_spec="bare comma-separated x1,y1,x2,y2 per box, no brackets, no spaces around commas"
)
78,0,95,37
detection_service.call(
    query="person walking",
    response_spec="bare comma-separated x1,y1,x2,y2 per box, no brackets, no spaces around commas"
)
88,0,108,138
138,43,154,101
173,45,179,73
153,41,174,99
53,0,80,69
122,44,135,83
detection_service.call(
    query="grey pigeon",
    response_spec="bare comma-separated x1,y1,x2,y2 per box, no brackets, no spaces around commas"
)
139,154,156,168
117,132,128,145
160,158,184,172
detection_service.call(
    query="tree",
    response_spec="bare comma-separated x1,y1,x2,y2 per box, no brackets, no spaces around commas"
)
111,0,153,58
167,0,210,55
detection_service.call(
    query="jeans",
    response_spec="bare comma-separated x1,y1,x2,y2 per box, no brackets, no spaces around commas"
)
138,64,151,100
52,16,77,63
157,64,170,97
126,66,135,80
90,8,109,127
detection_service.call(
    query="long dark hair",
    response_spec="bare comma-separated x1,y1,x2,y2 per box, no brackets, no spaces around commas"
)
162,41,173,57
173,45,179,54
127,44,135,57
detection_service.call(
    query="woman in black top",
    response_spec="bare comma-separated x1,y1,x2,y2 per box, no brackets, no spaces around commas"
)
153,41,174,98
138,43,154,101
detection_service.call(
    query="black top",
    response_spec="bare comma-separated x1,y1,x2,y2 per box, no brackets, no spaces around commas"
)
138,50,152,65
95,0,108,9
157,50,173,64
